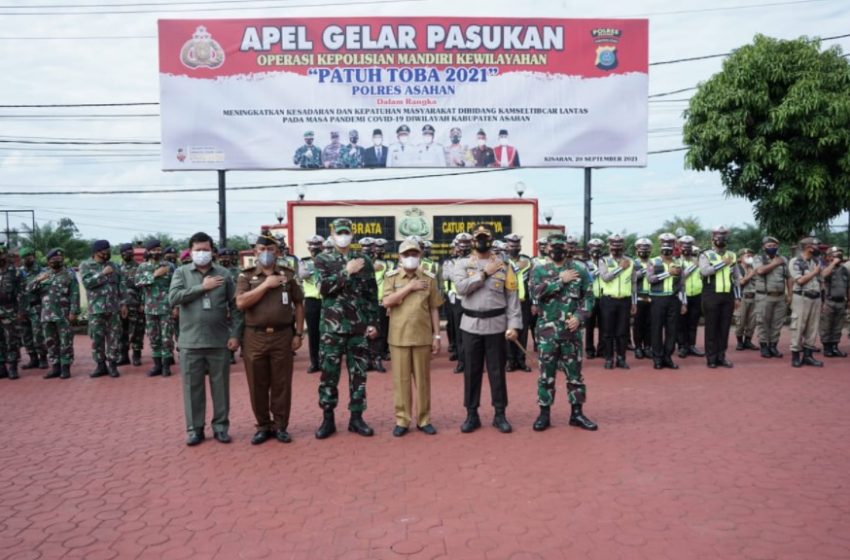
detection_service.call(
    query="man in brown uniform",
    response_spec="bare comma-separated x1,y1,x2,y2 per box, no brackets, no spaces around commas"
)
236,234,305,445
820,246,849,358
382,239,443,437
789,237,824,367
754,236,791,358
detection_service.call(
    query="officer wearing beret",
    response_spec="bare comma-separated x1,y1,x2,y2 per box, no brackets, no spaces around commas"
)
293,130,322,169
363,129,387,168
118,242,145,366
80,240,127,378
387,124,419,167
17,246,47,371
0,244,24,379
819,246,848,358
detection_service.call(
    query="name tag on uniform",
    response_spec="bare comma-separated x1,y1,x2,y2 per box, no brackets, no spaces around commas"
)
281,291,289,305
202,296,211,310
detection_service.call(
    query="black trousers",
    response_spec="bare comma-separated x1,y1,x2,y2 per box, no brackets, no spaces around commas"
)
305,297,322,368
462,330,507,410
702,291,734,363
600,296,630,359
507,299,532,365
451,300,466,363
633,299,652,350
585,300,601,352
677,294,702,348
444,301,456,354
379,306,390,356
650,296,679,360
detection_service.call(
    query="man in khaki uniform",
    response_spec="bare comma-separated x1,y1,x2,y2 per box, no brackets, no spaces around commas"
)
754,236,791,358
236,234,305,445
789,237,824,367
820,246,849,358
382,239,443,437
734,248,759,351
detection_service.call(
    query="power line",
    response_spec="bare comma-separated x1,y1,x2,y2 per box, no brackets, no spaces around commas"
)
0,0,316,8
625,0,835,17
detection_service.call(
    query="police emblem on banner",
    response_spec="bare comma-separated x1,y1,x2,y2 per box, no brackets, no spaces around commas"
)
591,28,622,72
399,207,431,238
180,26,225,69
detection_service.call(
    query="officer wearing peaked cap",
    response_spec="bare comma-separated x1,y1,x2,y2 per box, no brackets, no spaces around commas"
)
504,233,533,372
820,246,849,358
583,238,605,359
646,233,686,369
597,234,636,369
677,235,705,358
298,235,325,373
789,237,824,367
632,237,653,360
754,236,789,359
699,225,741,368
417,124,446,167
387,124,418,167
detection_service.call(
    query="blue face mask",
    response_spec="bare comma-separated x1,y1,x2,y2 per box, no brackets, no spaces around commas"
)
765,247,778,257
257,251,276,267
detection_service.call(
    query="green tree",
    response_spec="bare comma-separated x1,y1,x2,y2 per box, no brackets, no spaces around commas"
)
131,233,187,252
22,218,90,264
683,34,850,242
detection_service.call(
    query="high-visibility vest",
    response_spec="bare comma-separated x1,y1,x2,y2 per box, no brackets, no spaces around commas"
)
681,256,703,296
510,257,531,302
601,257,633,298
648,257,679,296
636,258,651,295
703,250,735,294
303,275,320,299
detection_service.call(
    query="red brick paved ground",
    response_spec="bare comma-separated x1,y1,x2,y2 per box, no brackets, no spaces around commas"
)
1,329,849,560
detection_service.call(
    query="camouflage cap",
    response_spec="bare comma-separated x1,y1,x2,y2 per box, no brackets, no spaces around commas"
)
46,247,64,259
762,236,779,245
306,235,324,244
398,240,421,254
330,218,353,233
303,130,314,138
18,247,34,257
470,223,492,238
547,232,567,245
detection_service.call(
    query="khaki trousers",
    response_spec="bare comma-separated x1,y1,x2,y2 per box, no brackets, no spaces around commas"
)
243,329,293,431
735,295,757,338
789,295,821,352
755,294,786,344
389,344,432,428
819,300,847,344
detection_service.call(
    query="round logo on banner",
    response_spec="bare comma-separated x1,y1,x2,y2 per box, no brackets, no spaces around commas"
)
180,26,225,70
595,45,618,71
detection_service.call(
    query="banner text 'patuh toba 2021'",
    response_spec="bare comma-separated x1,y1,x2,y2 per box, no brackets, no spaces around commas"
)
157,17,648,171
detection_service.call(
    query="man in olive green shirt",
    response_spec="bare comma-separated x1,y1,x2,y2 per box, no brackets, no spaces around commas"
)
169,232,243,446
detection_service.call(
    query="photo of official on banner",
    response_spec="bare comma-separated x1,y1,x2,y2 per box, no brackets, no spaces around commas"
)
158,17,648,170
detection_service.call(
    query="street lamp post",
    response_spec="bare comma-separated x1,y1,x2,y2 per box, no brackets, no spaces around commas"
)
543,208,554,225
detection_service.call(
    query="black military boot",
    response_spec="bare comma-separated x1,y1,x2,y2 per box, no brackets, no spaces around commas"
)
802,348,823,367
161,359,172,377
89,362,108,378
0,363,7,379
506,360,517,372
718,354,734,368
116,350,130,366
832,345,848,358
769,343,783,358
603,358,614,370
662,356,679,370
492,409,512,433
689,346,705,357
677,346,688,359
653,358,664,370
760,343,772,358
616,355,630,370
131,350,142,366
60,364,71,379
146,357,162,377
569,404,598,431
7,362,19,380
373,358,386,373
735,336,745,351
460,408,481,433
586,347,596,359
823,343,836,358
43,364,61,379
21,353,39,370
107,361,121,378
366,356,376,372
315,409,336,439
518,361,532,372
453,361,464,374
37,353,49,368
348,412,374,437
791,351,802,368
635,347,645,360
532,406,550,431
743,337,758,351
164,356,175,367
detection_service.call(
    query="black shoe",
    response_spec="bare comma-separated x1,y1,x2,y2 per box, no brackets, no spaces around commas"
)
492,410,512,434
791,351,802,368
186,431,205,446
116,352,130,366
743,338,758,351
677,347,688,358
506,361,517,372
707,361,718,369
586,348,596,359
662,357,679,370
802,349,823,367
315,409,336,439
518,362,532,372
275,429,292,443
161,361,172,377
653,360,663,370
373,359,386,373
603,359,614,370
448,353,458,362
453,362,464,374
251,430,273,445
718,356,734,368
213,431,231,444
760,343,772,358
229,352,236,365
60,364,71,379
44,364,61,379
147,357,162,377
689,346,705,357
89,361,108,378
382,353,391,361
616,356,630,370
823,343,836,358
307,365,320,374
569,404,598,431
348,412,374,437
735,337,745,351
107,361,121,378
7,362,19,380
460,410,481,433
164,356,175,367
533,406,551,431
21,354,39,370
392,425,408,437
769,343,783,358
635,347,645,360
627,342,635,351
37,354,49,369
417,424,437,435
832,345,848,358
812,346,822,353
365,359,375,372
131,350,142,366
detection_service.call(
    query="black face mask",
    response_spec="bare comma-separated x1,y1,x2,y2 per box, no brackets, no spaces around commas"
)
508,248,521,258
811,249,821,257
122,253,134,262
549,247,567,261
99,252,111,261
637,250,650,258
590,249,602,258
661,247,674,256
475,239,492,253
610,248,623,257
765,247,778,257
149,252,162,261
682,247,693,256
459,247,471,257
714,237,727,248
450,135,461,144
309,248,321,257
50,261,62,270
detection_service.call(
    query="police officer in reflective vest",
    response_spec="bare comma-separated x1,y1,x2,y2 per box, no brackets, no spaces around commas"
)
647,233,686,369
298,235,324,373
632,238,653,360
504,233,533,372
444,233,472,373
597,234,636,369
584,238,605,359
677,235,705,358
698,225,741,368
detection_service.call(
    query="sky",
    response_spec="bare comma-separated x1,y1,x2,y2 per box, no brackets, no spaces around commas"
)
1,0,849,244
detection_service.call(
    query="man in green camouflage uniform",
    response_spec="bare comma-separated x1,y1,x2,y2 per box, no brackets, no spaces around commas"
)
17,247,48,370
339,129,366,168
136,239,176,377
80,240,127,378
529,233,598,432
0,245,24,380
224,247,243,365
118,243,144,366
314,218,380,439
293,130,323,168
28,248,80,379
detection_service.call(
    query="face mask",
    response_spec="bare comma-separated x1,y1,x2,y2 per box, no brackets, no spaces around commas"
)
423,134,433,144
122,253,134,262
191,251,212,267
450,135,461,144
459,246,471,257
98,252,111,261
744,257,754,265
373,137,382,146
682,247,693,256
765,247,778,257
305,139,314,145
350,136,358,144
334,234,352,248
637,250,650,258
257,251,276,267
611,248,623,257
401,256,420,270
811,249,820,257
50,260,62,270
309,248,321,257
714,237,727,248
508,248,521,258
499,138,508,146
590,249,602,258
475,239,491,253
661,247,674,256
149,252,162,261
398,135,408,145
477,139,486,147
549,247,566,261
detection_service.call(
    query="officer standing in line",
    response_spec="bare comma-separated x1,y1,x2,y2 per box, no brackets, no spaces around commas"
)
451,224,522,434
314,218,380,439
646,233,686,370
136,240,176,377
118,243,145,366
819,246,848,358
504,233,533,372
387,124,418,167
0,245,23,380
293,130,323,169
223,248,243,365
441,238,460,361
298,235,325,373
528,239,549,352
632,238,653,360
17,247,47,370
29,248,79,379
322,131,344,168
677,235,705,358
420,240,438,276
698,226,741,368
734,248,759,351
374,238,394,365
80,240,127,378
530,233,597,432
584,238,604,359
359,236,381,370
754,236,790,358
789,237,824,367
447,233,472,373
597,234,636,370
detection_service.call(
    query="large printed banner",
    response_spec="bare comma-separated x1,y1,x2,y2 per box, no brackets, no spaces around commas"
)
158,17,648,170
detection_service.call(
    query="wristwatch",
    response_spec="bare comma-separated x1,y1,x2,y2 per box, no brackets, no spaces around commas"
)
294,332,303,337
433,335,441,340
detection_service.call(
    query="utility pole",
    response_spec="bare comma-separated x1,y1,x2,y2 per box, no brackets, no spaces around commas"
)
218,170,227,248
583,168,592,244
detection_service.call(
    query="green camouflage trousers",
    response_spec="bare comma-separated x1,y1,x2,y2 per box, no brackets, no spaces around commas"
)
318,332,369,412
0,307,21,364
121,306,145,353
44,319,74,365
145,314,174,359
20,306,45,356
536,333,586,407
89,312,122,363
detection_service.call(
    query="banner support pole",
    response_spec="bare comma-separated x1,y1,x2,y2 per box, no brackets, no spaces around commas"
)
583,168,592,243
218,170,227,248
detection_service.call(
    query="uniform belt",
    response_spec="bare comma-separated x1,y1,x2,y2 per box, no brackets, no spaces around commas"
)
743,292,756,299
756,290,784,297
793,292,820,300
248,324,292,333
637,296,651,303
601,295,630,300
462,307,506,319
829,296,847,303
